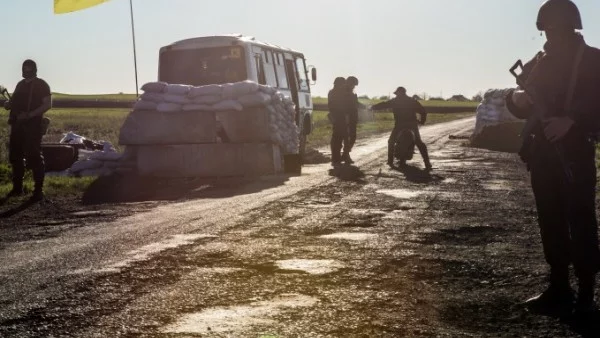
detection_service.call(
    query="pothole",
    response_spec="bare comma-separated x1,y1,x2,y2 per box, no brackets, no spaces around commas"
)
377,189,422,199
75,234,216,274
275,259,343,274
481,179,511,191
320,232,378,241
163,294,318,335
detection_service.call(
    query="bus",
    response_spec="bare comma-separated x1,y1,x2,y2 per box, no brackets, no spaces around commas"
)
158,34,317,161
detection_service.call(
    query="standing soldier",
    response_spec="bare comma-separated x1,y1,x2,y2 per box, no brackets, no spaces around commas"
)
506,0,600,315
328,77,351,166
371,87,431,170
3,59,52,202
342,76,360,164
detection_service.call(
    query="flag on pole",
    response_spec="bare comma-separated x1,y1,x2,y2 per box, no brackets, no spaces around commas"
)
54,0,111,14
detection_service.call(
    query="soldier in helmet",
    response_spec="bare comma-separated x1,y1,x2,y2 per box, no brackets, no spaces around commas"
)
506,0,600,315
342,76,360,164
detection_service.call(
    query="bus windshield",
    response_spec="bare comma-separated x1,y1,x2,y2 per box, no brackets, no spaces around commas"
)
159,46,247,86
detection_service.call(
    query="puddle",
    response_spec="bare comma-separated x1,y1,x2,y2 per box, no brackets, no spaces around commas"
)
164,294,318,335
275,259,343,274
377,189,422,199
442,178,457,184
320,232,378,241
71,210,115,217
76,234,216,274
481,179,511,191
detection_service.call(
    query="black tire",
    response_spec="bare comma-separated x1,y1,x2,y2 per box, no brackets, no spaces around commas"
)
283,154,302,175
41,145,77,172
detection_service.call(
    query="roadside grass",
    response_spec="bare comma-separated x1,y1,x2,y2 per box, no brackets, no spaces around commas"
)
52,93,138,101
312,96,479,109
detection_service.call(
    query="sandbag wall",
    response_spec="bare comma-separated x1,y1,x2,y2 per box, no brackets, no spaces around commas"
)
119,81,299,177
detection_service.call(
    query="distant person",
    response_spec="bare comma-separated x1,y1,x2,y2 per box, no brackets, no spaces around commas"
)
3,59,52,202
506,0,600,316
328,77,352,166
342,76,360,164
370,87,431,170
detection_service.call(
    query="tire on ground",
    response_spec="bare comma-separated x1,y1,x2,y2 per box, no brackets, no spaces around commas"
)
41,145,77,172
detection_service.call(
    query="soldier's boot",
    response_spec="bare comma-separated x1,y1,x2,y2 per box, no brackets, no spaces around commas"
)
6,167,25,199
525,268,574,314
331,153,342,167
574,275,597,317
29,168,45,203
341,152,354,164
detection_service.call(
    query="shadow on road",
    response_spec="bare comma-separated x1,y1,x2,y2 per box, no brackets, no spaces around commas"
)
563,312,600,338
0,199,37,218
82,173,291,205
328,164,366,183
391,164,444,184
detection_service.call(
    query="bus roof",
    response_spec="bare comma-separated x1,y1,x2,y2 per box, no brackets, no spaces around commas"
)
161,34,304,56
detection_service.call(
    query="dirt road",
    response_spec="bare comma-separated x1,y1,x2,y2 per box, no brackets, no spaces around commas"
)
1,117,598,337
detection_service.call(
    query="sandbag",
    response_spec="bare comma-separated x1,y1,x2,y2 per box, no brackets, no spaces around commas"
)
221,81,260,99
156,102,182,113
182,104,212,111
237,92,272,108
141,82,168,93
70,159,104,172
164,94,192,105
89,151,122,162
140,92,165,103
211,100,243,112
133,100,158,111
165,84,191,96
192,95,223,105
188,84,223,98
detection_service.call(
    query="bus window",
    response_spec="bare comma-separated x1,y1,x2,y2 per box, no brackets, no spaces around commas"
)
275,53,289,89
255,54,266,85
263,51,278,87
295,58,309,91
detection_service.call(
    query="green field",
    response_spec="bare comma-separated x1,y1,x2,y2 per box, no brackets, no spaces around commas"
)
51,93,138,101
312,96,479,109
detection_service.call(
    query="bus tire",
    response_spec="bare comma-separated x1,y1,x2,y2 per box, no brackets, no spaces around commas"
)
283,154,302,175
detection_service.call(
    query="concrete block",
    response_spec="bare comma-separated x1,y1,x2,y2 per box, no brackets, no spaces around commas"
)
137,143,282,177
119,110,217,145
216,108,271,143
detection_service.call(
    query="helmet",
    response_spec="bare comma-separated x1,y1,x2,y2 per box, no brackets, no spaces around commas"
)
334,77,346,86
394,86,407,95
537,0,582,31
346,76,359,86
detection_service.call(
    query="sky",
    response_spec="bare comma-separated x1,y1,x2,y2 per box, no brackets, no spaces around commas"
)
1,0,599,99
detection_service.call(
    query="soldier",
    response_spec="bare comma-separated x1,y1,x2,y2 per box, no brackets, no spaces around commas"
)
3,59,52,202
371,87,431,170
342,76,360,164
506,0,600,315
328,77,352,166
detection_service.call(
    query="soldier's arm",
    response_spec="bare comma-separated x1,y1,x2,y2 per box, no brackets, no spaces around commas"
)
415,100,427,124
505,52,542,119
28,80,52,118
371,100,393,111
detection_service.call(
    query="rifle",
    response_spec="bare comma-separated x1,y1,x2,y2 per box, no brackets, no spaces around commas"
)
509,60,574,184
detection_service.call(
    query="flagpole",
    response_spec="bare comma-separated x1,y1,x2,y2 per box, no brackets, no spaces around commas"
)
129,0,139,97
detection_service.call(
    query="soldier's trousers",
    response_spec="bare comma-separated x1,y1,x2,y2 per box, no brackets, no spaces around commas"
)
9,119,45,192
529,139,600,280
343,114,358,154
330,118,348,163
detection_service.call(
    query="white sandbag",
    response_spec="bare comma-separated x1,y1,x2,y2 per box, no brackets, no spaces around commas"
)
192,95,223,105
237,92,272,108
472,89,520,137
188,84,223,98
182,104,212,111
258,85,277,95
156,102,182,113
133,100,158,111
211,100,243,112
89,151,122,161
221,81,260,99
141,82,168,93
140,92,165,103
165,84,191,96
70,159,104,173
164,94,192,105
60,131,85,145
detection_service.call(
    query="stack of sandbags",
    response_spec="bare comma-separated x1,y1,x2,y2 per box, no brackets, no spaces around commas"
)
470,89,524,152
130,81,299,154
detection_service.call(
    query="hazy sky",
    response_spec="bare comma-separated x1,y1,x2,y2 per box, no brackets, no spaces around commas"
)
1,0,599,98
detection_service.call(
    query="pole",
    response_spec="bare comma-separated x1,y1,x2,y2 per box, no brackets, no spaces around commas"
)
129,0,139,97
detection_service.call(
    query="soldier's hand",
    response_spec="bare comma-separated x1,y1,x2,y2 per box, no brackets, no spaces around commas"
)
543,117,575,143
511,90,532,110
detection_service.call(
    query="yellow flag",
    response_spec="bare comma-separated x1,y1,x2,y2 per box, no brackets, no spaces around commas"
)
54,0,111,14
